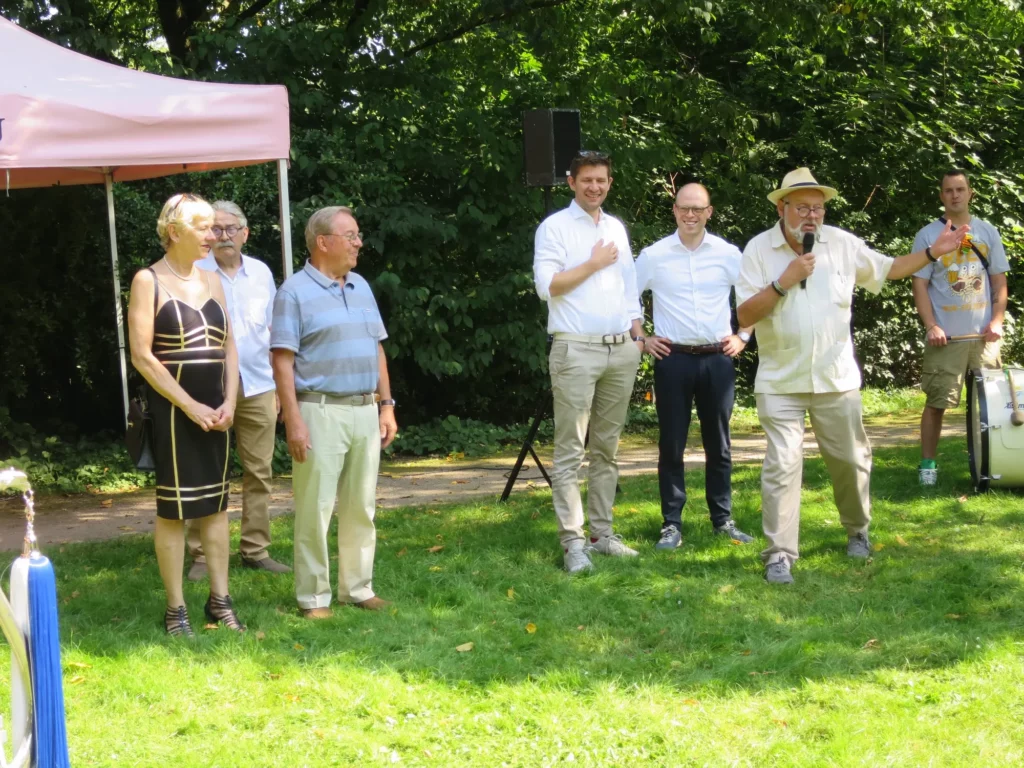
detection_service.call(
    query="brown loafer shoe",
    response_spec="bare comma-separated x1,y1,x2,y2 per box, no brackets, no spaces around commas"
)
241,556,292,573
351,596,391,611
301,607,333,620
187,560,207,582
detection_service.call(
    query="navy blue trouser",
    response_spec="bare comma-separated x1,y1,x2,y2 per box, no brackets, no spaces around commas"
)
654,350,735,530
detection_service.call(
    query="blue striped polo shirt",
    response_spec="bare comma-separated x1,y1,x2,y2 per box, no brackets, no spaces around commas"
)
270,260,387,396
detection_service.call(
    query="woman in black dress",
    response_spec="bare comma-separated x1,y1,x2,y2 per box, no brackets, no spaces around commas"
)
128,193,245,635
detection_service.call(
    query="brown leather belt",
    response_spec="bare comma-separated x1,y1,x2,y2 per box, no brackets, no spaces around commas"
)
670,342,725,355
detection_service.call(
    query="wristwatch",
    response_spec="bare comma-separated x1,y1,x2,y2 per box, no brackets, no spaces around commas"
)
631,334,646,344
379,399,397,407
737,331,751,343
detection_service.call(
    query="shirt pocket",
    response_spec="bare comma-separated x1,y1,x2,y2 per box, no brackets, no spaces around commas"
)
247,288,271,328
362,307,385,340
830,273,853,309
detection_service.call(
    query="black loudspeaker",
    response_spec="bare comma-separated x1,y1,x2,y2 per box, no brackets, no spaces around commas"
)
523,108,581,187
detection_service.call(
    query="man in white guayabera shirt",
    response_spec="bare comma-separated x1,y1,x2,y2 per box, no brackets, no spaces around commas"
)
736,168,967,586
533,151,645,574
189,200,292,579
912,169,1009,487
635,183,755,553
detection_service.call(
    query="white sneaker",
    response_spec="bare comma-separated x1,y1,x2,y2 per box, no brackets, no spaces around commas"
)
919,467,938,486
563,541,594,574
586,534,639,558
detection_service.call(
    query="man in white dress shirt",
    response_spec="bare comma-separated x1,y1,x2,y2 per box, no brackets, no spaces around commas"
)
736,168,967,584
635,183,754,551
533,151,645,574
188,200,291,578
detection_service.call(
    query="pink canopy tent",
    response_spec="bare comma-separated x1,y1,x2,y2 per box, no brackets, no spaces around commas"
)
0,14,294,427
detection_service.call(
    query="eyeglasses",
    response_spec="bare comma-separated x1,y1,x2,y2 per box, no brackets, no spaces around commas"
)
786,203,827,217
323,232,364,243
212,225,243,237
575,150,609,162
674,205,711,215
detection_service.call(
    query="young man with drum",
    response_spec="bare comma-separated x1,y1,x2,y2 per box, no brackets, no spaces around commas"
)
912,170,1010,486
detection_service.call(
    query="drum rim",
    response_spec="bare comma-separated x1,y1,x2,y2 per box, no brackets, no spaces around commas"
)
967,367,991,492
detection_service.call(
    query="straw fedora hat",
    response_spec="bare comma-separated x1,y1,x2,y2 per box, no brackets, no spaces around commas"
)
767,167,838,204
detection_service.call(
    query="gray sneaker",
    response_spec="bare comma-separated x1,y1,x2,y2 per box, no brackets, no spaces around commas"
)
713,520,754,544
563,541,594,574
764,560,794,585
847,532,872,559
655,525,682,550
587,534,639,557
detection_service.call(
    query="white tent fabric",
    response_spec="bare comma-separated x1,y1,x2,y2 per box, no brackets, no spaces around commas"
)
0,15,294,426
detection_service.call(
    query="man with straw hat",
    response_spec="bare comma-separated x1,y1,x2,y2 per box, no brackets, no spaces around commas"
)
736,168,966,584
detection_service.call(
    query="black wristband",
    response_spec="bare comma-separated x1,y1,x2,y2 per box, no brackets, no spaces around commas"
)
771,280,788,297
925,246,937,262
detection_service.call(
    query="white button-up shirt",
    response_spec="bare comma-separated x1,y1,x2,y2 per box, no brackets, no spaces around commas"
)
533,200,642,335
198,253,276,398
736,223,894,394
635,230,742,345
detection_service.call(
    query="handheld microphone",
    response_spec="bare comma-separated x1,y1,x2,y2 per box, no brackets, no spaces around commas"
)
801,232,815,289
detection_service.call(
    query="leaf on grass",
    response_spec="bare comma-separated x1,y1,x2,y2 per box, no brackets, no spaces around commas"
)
284,694,300,702
265,672,281,680
100,499,113,507
255,631,266,640
945,613,963,620
66,661,91,670
118,525,134,531
507,588,515,600
429,565,443,572
576,625,585,631
313,729,325,740
862,638,881,650
730,539,743,546
895,535,909,547
682,698,699,706
396,548,408,558
71,591,80,599
873,542,885,551
628,507,638,513
68,675,86,685
293,643,304,651
670,660,682,668
455,642,474,652
426,508,440,515
525,623,537,634
740,650,752,656
749,670,776,676
659,628,667,635
427,545,444,553
530,510,540,520
958,495,968,504
719,584,735,594
204,623,220,631
773,719,788,728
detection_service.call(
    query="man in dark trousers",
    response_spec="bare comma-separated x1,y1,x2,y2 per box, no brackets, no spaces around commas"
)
635,183,754,550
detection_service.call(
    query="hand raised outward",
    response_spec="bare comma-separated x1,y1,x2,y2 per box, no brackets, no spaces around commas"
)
930,219,971,257
184,401,219,432
644,335,672,360
589,239,618,271
926,324,948,347
379,406,398,449
286,415,312,463
779,252,815,291
209,402,235,432
983,320,1003,343
721,334,747,358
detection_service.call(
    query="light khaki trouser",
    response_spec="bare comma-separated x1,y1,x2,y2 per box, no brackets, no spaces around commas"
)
188,388,276,563
292,400,380,609
549,339,642,547
756,390,872,565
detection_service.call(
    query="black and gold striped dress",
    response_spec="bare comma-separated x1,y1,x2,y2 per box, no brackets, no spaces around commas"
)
149,269,230,520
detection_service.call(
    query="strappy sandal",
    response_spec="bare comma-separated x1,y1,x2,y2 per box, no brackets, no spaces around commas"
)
204,593,246,632
164,605,195,637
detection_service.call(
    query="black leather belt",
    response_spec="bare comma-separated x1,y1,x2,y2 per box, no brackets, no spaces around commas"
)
670,342,725,355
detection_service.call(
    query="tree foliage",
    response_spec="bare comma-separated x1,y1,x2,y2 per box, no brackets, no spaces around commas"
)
1,0,1022,434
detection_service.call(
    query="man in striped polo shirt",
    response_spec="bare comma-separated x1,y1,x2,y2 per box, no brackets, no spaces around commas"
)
271,206,398,618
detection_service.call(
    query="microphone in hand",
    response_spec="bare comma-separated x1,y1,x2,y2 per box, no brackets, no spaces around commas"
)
801,232,815,289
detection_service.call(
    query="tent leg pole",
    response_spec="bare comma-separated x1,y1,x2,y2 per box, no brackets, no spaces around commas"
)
277,159,294,278
105,173,130,430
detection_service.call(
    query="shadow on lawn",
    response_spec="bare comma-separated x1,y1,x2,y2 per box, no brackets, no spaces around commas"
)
27,442,1024,697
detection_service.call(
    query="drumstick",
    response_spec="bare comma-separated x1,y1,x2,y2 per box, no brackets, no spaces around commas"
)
946,333,984,341
1008,369,1024,427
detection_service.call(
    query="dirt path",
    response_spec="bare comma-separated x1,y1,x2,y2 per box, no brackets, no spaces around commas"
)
0,417,964,552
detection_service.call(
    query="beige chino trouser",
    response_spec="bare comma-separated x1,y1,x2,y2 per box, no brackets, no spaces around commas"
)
756,390,872,565
189,388,277,562
292,400,381,609
549,338,641,548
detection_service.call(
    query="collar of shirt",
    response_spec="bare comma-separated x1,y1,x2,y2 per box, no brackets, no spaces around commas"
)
673,230,708,253
303,259,354,291
568,198,605,224
199,253,248,282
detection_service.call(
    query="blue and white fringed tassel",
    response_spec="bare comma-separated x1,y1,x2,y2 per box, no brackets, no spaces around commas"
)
25,553,70,768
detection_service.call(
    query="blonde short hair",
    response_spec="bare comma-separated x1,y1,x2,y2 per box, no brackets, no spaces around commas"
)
156,193,214,249
305,206,355,254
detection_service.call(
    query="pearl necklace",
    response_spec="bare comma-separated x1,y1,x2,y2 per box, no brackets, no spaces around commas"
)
163,256,197,281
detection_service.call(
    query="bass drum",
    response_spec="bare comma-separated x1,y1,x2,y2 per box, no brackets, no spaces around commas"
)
967,366,1024,491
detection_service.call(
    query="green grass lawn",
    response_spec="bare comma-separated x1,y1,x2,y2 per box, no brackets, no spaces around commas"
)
5,435,1024,766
